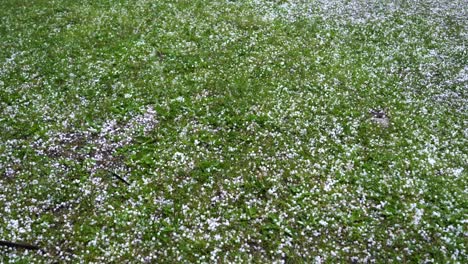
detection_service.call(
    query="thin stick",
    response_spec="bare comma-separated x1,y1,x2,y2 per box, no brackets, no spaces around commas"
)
108,170,130,186
0,240,40,250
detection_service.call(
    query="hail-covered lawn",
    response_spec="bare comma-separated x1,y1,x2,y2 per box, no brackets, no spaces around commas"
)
0,0,467,262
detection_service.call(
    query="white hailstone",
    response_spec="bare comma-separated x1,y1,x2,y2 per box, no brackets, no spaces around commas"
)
428,158,436,166
315,256,323,264
124,93,132,98
452,167,463,177
319,220,328,226
207,218,220,231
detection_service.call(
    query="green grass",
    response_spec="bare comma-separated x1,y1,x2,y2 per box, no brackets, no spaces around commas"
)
0,0,466,262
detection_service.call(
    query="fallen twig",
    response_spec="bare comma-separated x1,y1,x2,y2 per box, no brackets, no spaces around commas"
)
108,170,130,186
0,240,40,250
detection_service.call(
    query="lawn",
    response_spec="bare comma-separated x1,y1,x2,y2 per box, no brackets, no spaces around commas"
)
0,0,466,262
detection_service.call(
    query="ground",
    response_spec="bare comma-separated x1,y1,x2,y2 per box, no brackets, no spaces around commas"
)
0,0,467,262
